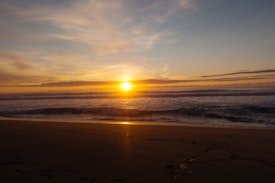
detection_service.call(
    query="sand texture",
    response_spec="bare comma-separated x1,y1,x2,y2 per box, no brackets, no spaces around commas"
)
0,119,275,182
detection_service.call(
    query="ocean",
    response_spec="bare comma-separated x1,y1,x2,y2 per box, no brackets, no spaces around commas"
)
1,87,275,128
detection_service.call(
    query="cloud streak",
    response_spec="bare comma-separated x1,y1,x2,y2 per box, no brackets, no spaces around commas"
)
200,69,275,78
13,73,274,87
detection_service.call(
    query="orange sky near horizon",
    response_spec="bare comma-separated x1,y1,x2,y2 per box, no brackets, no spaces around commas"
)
1,76,275,94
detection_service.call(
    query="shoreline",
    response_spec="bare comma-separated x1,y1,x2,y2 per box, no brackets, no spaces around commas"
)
1,116,275,130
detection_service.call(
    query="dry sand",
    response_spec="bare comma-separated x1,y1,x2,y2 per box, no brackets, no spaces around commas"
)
0,118,275,183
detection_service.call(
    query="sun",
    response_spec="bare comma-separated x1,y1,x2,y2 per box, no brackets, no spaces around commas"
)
121,81,132,91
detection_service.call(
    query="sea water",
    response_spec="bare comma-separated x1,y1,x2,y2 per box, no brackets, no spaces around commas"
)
1,87,275,128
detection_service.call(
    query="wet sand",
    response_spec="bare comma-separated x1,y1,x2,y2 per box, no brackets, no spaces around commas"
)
0,118,275,182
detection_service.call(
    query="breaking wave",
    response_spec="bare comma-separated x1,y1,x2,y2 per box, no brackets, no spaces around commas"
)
2,105,275,124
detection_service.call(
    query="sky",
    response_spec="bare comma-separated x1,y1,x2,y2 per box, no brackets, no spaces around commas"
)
0,0,275,92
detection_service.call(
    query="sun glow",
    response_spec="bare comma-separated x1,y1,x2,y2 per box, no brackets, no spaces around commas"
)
121,81,132,91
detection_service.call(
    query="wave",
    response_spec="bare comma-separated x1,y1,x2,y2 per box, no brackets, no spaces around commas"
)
3,105,275,124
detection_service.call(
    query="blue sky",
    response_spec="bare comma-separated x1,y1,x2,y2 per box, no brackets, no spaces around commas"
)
0,0,275,88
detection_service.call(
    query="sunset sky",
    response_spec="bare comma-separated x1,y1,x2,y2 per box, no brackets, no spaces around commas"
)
0,0,275,92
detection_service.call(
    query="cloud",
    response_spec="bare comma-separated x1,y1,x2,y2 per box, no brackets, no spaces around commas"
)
1,48,273,86
0,0,198,85
5,0,196,55
0,51,33,69
10,1,151,55
132,0,196,23
0,48,152,85
160,64,170,79
21,72,275,87
200,69,275,78
0,50,57,84
0,50,46,77
154,0,197,23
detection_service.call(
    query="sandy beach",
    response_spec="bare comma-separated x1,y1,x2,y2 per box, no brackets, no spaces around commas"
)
0,119,275,183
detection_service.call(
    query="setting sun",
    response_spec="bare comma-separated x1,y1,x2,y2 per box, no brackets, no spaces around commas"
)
121,82,132,91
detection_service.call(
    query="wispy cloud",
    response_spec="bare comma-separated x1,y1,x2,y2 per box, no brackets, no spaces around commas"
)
11,0,195,56
0,50,57,84
18,72,275,87
0,0,198,86
0,49,151,84
200,69,275,78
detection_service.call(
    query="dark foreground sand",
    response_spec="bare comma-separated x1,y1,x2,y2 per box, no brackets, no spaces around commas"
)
0,119,275,183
